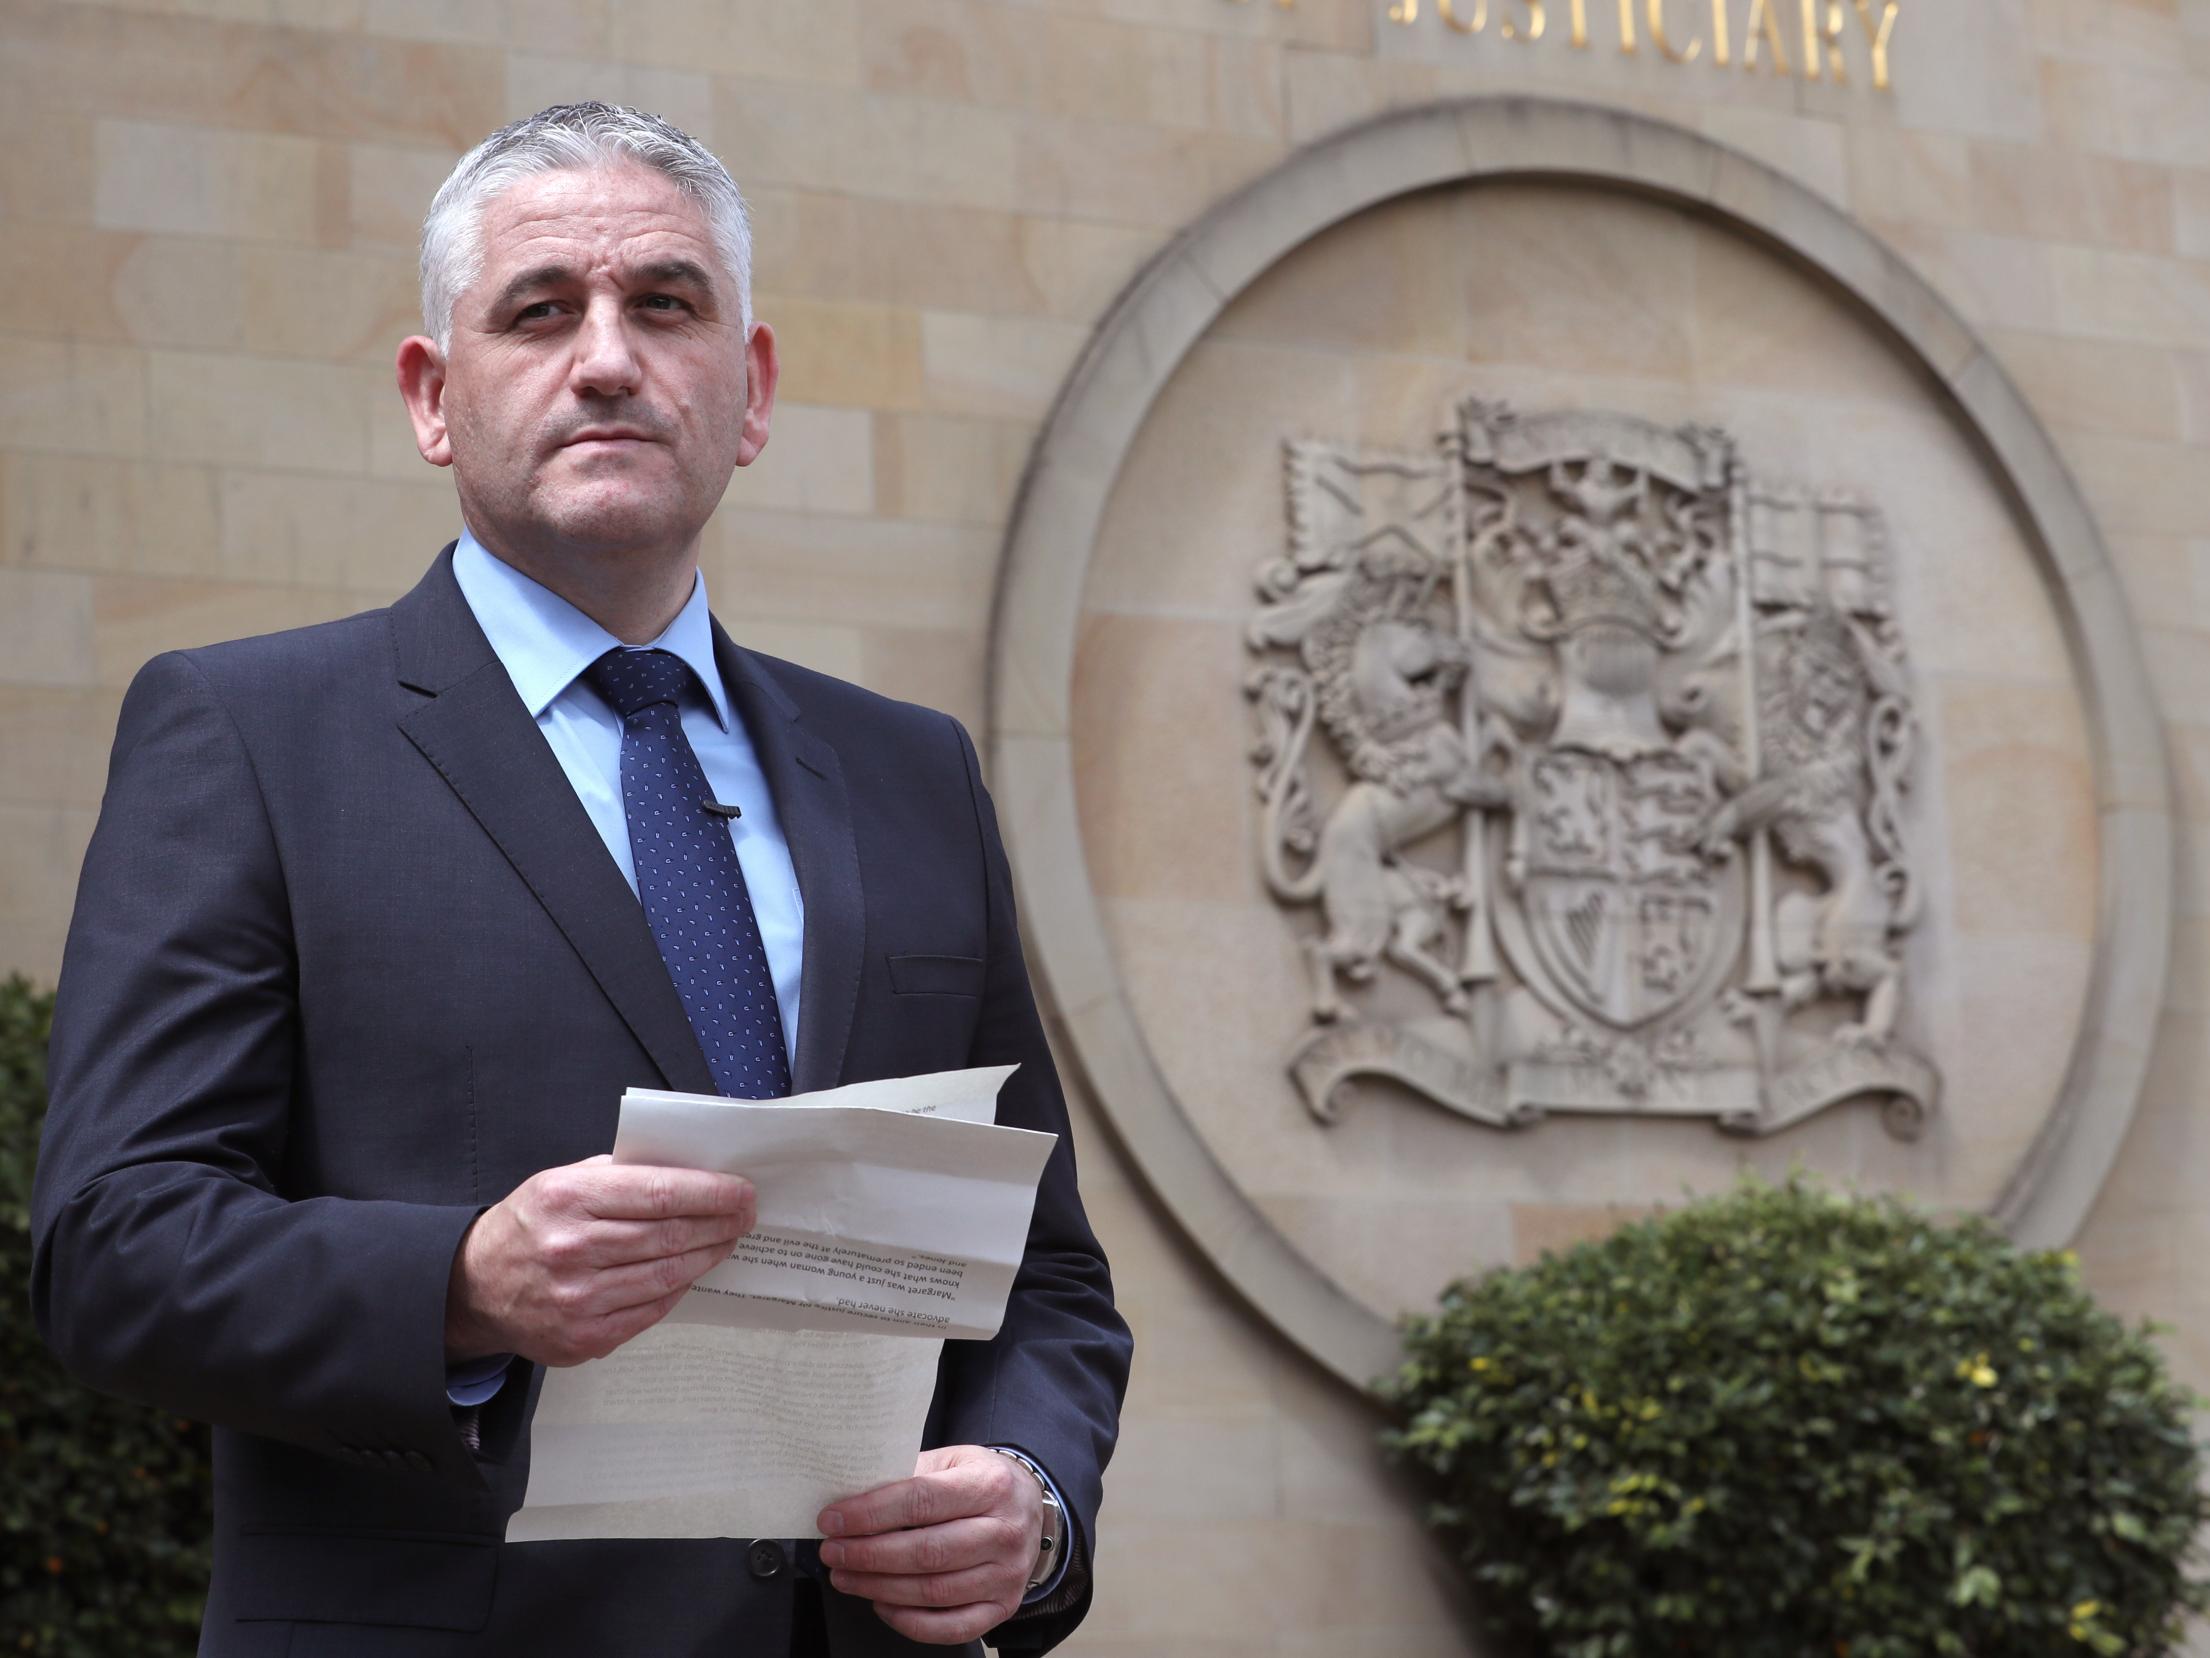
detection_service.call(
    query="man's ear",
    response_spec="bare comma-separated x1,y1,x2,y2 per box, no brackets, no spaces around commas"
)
395,336,454,468
734,320,778,469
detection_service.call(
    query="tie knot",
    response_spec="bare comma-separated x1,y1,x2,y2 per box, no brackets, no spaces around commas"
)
586,648,694,719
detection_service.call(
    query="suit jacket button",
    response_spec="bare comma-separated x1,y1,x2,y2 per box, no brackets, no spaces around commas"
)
747,1540,784,1580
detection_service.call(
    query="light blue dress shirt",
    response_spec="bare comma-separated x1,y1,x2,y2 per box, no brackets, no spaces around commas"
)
440,532,1071,1603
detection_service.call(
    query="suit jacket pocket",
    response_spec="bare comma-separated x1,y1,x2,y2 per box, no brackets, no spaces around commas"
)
232,1528,497,1631
886,953,985,997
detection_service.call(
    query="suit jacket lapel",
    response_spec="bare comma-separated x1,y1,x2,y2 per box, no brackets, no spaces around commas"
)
715,627,865,1096
390,548,718,1098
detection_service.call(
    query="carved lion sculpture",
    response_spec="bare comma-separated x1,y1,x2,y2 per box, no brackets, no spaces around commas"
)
1250,603,1509,1023
1700,602,1918,1045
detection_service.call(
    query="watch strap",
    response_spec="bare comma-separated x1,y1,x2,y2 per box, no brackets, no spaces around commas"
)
991,1447,1064,1592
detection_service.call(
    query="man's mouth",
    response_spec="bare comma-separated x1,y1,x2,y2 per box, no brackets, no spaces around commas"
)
561,428,657,450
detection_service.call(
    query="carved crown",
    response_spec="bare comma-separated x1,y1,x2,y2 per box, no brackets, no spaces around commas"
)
1535,538,1669,639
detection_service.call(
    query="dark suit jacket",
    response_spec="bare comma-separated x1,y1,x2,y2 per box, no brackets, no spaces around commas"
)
30,549,1130,1658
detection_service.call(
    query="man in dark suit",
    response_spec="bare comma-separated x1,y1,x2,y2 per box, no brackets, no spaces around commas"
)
29,101,1129,1658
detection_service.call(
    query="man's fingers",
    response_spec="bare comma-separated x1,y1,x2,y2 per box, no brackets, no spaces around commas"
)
821,1473,953,1538
829,1561,1010,1610
585,1238,738,1310
822,1461,1008,1539
586,1212,755,1267
545,1285,688,1366
570,1163,755,1223
819,1517,1013,1578
873,1602,1013,1646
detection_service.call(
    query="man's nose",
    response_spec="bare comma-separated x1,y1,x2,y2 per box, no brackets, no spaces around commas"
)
569,297,641,396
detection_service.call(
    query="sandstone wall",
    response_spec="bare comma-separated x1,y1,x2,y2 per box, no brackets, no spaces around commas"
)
3,1,2207,1651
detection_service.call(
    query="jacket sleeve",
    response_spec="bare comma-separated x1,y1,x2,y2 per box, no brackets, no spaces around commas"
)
932,717,1133,1656
29,650,493,1487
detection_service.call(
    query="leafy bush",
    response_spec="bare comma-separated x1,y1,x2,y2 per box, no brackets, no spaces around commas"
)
1,975,212,1656
1381,1174,2209,1658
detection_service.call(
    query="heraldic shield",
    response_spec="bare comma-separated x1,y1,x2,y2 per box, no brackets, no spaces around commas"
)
1245,398,1940,1141
1504,747,1745,1033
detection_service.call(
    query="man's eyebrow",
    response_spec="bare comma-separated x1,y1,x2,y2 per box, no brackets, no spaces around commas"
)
632,258,716,295
488,263,576,316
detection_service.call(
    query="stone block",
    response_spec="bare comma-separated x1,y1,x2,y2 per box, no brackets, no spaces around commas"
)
0,568,98,687
503,52,713,135
0,805,98,974
2180,168,2210,260
1280,47,1442,148
1,4,505,149
701,505,1000,631
1970,143,2175,254
856,625,985,732
347,141,461,255
1012,111,1285,228
717,403,874,516
0,687,127,808
2046,58,2210,169
1989,329,2184,442
918,310,1090,419
0,102,94,227
217,468,459,593
1844,123,1977,227
761,295,927,412
0,225,136,345
0,339,148,459
3,454,223,580
146,350,370,472
710,77,1021,213
87,574,368,687
869,411,1032,526
2047,244,2210,348
863,0,1214,130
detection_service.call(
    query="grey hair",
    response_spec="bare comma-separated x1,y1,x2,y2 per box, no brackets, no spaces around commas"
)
419,101,753,351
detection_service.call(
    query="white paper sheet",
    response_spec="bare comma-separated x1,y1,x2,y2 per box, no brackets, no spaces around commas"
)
617,1077,1053,1341
504,1324,945,1541
505,1065,1051,1543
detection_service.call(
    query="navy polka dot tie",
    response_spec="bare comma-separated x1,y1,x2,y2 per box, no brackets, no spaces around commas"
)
585,648,791,1100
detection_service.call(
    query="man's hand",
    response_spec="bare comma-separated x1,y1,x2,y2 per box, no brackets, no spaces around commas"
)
444,1155,755,1368
817,1445,1043,1645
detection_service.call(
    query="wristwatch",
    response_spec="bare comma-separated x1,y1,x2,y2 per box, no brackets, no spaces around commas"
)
991,1447,1065,1592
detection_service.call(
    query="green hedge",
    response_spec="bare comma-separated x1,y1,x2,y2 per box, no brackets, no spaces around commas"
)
1382,1174,2209,1658
1,976,212,1657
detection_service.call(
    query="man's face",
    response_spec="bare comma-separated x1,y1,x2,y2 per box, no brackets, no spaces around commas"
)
400,162,774,565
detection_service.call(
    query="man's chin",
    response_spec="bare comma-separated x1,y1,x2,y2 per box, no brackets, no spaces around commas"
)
535,496,697,556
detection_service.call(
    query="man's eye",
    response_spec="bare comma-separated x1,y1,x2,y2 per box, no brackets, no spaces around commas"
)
639,295,688,312
515,302,559,322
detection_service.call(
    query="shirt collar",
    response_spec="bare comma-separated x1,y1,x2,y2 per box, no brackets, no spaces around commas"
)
450,527,734,732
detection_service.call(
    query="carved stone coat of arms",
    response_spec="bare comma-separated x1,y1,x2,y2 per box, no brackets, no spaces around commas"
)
1245,400,1939,1138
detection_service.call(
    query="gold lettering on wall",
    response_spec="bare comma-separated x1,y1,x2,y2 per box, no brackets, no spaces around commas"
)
1850,0,1899,88
1649,0,1701,60
1801,0,1847,77
1743,0,1792,72
1227,0,1897,88
1501,0,1546,42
